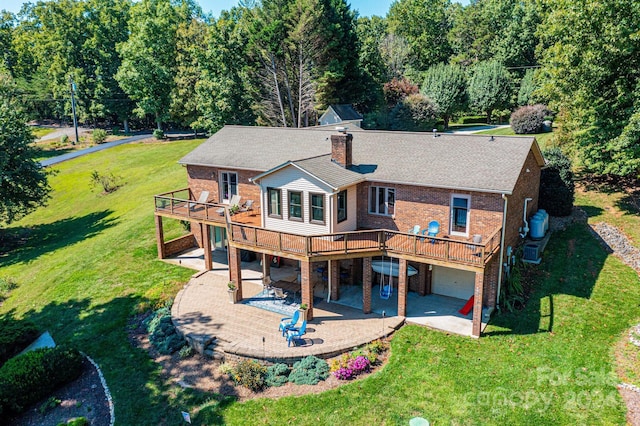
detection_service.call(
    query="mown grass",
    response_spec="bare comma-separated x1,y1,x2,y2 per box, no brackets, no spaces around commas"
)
30,126,57,139
2,139,640,424
474,126,555,149
0,139,202,424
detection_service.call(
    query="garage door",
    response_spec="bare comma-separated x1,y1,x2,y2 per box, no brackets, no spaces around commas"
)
431,266,474,300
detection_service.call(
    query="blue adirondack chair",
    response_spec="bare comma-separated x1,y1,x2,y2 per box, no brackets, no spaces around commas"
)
408,225,421,235
425,220,440,244
278,309,300,336
286,320,307,347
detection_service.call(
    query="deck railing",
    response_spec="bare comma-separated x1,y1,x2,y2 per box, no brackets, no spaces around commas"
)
154,188,226,223
156,191,501,266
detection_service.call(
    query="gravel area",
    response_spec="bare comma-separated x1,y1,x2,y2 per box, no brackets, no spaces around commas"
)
590,222,640,273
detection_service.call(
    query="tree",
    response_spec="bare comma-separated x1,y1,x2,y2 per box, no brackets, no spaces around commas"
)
387,0,452,72
467,60,512,122
389,93,438,131
383,77,418,108
538,0,640,177
421,63,467,129
539,147,574,217
355,16,388,111
193,8,255,133
517,68,537,106
116,0,182,129
0,74,50,225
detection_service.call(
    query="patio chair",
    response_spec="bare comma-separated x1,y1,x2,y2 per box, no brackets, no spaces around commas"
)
278,309,300,336
286,320,307,347
240,199,254,214
273,287,288,304
422,220,440,244
216,194,242,216
189,190,209,211
467,234,482,255
408,225,421,235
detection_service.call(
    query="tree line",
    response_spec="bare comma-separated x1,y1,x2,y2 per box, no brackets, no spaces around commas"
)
0,0,639,178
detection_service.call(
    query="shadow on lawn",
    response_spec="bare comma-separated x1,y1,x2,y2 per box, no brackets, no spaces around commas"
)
486,223,608,336
0,210,117,268
1,295,235,425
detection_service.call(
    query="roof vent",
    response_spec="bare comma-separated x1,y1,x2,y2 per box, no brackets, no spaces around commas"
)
432,128,439,138
335,126,348,134
489,135,495,141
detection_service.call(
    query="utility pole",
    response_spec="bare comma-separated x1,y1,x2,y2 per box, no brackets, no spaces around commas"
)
69,76,79,145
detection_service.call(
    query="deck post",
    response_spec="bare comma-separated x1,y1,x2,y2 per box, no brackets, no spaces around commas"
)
417,263,427,296
154,215,166,259
300,259,313,320
262,253,271,285
472,270,484,337
229,247,243,300
362,257,372,314
398,258,408,317
329,260,340,300
201,224,213,271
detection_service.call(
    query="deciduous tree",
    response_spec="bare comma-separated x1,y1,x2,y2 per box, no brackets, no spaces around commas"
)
421,63,467,128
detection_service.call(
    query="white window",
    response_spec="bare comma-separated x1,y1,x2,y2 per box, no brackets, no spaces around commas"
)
450,194,470,236
337,190,347,223
369,186,395,216
220,172,238,203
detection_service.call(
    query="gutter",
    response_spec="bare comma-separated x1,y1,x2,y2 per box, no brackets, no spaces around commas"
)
496,193,508,308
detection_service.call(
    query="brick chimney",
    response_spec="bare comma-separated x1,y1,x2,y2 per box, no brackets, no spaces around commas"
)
331,131,353,168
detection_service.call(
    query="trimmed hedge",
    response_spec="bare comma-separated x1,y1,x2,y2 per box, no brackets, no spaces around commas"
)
0,318,39,367
510,104,549,134
0,346,83,417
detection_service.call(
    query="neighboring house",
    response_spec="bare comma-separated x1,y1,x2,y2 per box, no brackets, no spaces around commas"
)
319,104,363,128
154,125,544,337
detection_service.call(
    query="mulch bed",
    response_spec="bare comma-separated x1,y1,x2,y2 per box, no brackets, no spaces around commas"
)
10,357,110,426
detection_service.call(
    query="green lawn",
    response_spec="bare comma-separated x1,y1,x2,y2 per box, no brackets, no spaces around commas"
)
30,126,58,139
474,126,556,150
1,140,639,425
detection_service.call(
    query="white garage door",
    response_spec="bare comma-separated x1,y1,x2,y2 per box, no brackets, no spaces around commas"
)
431,266,474,300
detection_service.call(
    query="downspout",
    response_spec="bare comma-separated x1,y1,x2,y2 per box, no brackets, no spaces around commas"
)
520,197,533,238
496,193,508,308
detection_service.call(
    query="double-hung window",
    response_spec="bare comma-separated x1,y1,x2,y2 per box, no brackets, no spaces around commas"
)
450,195,470,236
310,193,325,224
267,187,282,218
369,186,395,216
220,171,238,202
288,191,302,221
337,190,347,223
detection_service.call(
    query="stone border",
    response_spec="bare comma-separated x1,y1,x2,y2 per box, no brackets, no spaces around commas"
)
619,382,640,394
630,324,640,348
82,352,115,426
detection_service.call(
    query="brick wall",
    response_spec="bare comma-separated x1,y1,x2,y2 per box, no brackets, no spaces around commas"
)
504,151,542,249
357,182,503,241
164,234,197,256
186,165,261,208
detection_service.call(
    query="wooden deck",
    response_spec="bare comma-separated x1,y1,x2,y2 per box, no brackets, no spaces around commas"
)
155,189,501,269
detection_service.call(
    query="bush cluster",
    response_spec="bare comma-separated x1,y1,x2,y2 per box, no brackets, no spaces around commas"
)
329,340,387,380
0,318,39,367
144,307,186,355
224,356,330,391
91,129,108,144
153,129,165,139
539,147,575,216
389,94,438,132
288,355,329,385
231,360,267,391
510,104,549,134
0,346,83,417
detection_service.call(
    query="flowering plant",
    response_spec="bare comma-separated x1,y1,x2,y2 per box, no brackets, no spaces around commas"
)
347,355,370,374
332,367,354,380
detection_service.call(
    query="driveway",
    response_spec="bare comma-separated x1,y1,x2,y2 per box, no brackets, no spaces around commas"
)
37,126,91,141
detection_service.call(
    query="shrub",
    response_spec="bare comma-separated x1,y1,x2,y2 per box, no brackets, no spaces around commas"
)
332,367,354,380
539,147,575,217
60,134,69,144
178,345,194,359
111,126,121,136
218,362,234,375
90,170,123,194
0,346,83,417
0,276,18,304
153,129,165,139
145,307,186,355
288,355,329,385
389,94,438,132
383,77,419,108
91,129,108,144
231,360,266,391
265,363,290,387
62,418,89,426
365,339,388,355
510,104,549,134
347,355,371,374
0,317,39,367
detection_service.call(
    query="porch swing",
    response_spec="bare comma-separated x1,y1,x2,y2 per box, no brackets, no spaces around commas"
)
379,256,393,300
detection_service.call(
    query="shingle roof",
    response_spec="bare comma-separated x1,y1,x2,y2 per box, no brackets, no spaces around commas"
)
179,126,543,194
330,104,363,121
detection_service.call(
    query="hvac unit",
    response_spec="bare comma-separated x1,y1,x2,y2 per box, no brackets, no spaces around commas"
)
522,244,541,264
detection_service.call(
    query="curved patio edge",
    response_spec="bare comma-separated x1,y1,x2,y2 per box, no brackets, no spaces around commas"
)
171,271,404,364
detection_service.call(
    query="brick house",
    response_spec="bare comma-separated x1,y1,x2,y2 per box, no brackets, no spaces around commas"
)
154,125,544,337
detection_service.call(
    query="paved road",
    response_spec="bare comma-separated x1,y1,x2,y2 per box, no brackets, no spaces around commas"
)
38,126,91,141
40,133,152,167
